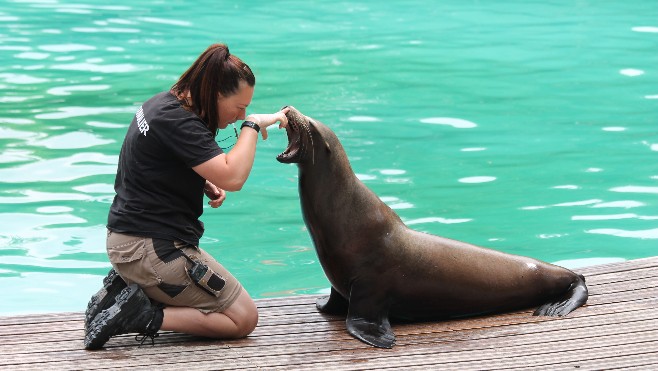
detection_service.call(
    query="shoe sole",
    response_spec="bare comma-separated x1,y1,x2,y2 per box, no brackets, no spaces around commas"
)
84,284,143,350
84,269,127,330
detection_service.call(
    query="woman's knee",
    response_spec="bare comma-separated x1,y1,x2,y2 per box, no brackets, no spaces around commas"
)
223,289,258,338
234,306,258,338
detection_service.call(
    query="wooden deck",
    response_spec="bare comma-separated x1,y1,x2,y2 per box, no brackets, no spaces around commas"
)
1,256,657,370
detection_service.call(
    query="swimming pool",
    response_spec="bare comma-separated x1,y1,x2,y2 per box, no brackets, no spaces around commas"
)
0,0,656,314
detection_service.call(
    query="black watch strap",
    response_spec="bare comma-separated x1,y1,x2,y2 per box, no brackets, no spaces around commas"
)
240,121,260,133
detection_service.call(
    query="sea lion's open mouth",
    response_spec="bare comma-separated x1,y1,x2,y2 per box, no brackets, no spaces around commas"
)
277,106,305,163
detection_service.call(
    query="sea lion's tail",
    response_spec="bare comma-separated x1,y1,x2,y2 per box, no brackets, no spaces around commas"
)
533,273,588,316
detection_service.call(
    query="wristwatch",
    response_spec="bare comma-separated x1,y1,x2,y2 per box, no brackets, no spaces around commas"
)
240,121,260,133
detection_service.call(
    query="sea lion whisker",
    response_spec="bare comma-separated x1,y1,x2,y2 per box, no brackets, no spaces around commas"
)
302,121,315,165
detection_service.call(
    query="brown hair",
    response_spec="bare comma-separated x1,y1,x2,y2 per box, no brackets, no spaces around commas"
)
171,43,256,135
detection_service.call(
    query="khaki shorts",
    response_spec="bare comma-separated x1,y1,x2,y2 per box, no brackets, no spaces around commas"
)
106,230,242,313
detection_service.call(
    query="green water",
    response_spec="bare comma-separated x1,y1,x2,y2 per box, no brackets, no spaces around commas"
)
0,0,656,315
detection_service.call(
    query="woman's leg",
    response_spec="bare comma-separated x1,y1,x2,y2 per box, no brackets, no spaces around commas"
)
160,288,258,338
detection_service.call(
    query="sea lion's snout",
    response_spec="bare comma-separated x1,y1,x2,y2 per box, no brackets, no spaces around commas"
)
276,105,304,164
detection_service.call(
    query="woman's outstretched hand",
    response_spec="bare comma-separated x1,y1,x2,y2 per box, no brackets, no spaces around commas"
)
245,107,290,140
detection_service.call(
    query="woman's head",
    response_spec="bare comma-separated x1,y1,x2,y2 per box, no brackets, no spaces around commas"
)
171,43,256,135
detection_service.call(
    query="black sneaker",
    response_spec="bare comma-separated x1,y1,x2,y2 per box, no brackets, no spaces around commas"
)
85,269,127,330
84,284,164,350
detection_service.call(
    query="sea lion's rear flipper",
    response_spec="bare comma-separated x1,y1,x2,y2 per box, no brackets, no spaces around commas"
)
534,274,589,316
345,284,395,348
347,315,395,349
316,287,349,315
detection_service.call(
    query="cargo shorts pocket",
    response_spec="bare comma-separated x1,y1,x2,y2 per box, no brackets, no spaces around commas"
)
107,233,161,288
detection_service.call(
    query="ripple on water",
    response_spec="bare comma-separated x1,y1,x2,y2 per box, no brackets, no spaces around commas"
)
0,127,43,140
35,106,136,120
0,118,34,125
0,190,92,204
50,62,139,73
420,117,478,129
521,198,645,211
86,121,127,128
347,116,381,122
586,228,658,239
610,186,658,194
356,173,377,181
47,84,111,96
572,213,641,221
552,257,626,269
458,176,496,183
389,202,414,209
72,183,114,194
405,217,472,225
379,196,414,209
379,169,406,175
0,213,86,234
619,68,644,77
592,200,645,208
136,17,192,27
72,27,140,33
0,149,38,164
0,96,33,103
0,153,117,183
0,272,112,315
38,43,96,52
14,52,50,60
29,131,114,149
0,256,108,269
631,26,658,33
0,73,49,84
36,206,74,213
554,199,602,207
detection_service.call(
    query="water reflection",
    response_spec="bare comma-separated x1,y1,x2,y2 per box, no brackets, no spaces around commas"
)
0,190,93,203
35,107,136,120
405,217,472,225
587,228,658,239
47,84,111,96
611,186,658,194
459,176,496,183
420,117,478,129
38,44,96,52
553,257,626,269
0,153,117,183
28,132,114,149
1,0,656,315
619,68,644,77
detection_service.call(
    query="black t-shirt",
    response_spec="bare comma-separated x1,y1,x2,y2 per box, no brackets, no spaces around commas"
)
107,91,223,246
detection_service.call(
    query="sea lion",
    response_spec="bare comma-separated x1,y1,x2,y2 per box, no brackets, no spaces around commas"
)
276,106,588,348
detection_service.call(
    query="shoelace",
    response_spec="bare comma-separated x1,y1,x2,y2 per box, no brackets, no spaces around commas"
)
135,332,159,347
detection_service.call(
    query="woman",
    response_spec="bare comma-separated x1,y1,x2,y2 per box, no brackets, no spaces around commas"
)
84,43,289,349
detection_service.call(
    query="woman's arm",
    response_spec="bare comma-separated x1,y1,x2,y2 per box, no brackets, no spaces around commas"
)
193,109,288,192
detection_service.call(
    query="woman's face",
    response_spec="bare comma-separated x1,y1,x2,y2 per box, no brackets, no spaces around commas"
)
217,82,254,129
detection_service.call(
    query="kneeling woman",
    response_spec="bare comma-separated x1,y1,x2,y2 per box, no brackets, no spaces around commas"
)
84,43,289,349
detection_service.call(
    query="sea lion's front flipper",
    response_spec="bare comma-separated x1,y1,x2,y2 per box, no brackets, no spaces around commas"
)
345,284,395,348
534,274,589,316
316,287,349,315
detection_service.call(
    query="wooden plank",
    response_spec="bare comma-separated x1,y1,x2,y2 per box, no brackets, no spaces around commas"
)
0,256,655,371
